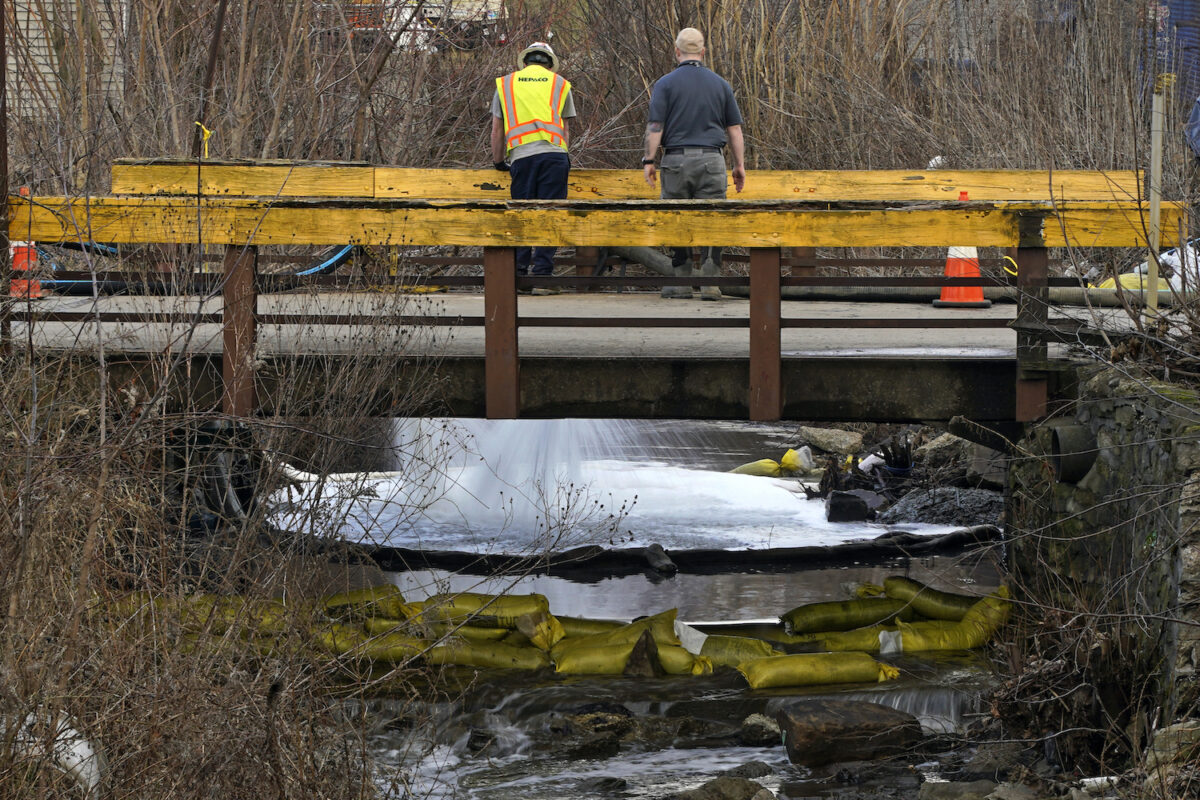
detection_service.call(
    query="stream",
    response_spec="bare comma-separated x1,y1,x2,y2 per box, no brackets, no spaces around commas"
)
270,419,1006,799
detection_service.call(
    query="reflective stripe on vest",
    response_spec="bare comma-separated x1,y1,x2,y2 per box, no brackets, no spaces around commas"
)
497,65,570,151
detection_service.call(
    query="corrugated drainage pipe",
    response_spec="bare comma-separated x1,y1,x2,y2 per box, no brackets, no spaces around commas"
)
1051,425,1098,483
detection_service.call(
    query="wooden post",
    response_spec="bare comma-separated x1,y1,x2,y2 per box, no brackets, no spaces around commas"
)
790,246,816,277
749,247,782,421
222,245,257,417
1015,245,1048,422
484,246,519,418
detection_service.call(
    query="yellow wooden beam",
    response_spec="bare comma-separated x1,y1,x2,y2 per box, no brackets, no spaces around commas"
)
111,160,1144,202
111,162,376,197
10,196,1182,249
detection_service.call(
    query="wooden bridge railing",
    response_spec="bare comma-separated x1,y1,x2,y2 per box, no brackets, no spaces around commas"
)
4,165,1183,424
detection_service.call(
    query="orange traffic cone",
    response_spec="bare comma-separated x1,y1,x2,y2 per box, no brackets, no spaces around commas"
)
10,186,42,300
9,240,42,299
933,191,990,308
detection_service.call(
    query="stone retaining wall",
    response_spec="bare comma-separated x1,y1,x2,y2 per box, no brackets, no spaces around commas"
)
1009,365,1200,718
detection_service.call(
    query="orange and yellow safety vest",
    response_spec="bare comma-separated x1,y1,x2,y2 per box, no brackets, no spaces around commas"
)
496,64,571,151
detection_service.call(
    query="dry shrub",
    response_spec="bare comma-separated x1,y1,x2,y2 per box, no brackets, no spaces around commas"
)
0,277,457,796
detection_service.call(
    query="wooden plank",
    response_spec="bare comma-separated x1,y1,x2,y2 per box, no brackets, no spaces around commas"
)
112,163,375,197
112,161,1144,202
13,197,1183,249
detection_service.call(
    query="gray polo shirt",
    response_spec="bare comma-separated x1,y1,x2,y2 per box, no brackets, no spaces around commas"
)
648,60,742,149
492,88,577,162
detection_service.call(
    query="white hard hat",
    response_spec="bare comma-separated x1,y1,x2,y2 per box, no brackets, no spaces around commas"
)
518,41,558,71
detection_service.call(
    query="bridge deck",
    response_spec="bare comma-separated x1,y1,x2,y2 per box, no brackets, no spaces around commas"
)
18,291,1036,357
13,291,1105,423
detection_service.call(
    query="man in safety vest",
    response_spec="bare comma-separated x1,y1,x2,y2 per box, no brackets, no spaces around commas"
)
490,41,576,292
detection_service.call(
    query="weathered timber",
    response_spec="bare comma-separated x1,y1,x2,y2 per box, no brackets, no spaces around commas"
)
111,160,374,197
110,160,1144,203
8,197,1182,249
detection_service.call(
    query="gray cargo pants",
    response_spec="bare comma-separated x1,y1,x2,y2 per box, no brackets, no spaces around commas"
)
660,148,727,274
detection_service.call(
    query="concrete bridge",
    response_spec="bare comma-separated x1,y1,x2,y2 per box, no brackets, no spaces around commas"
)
3,162,1179,428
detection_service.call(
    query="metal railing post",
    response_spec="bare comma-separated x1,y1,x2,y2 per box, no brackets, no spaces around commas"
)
484,246,519,418
222,245,257,417
749,247,782,421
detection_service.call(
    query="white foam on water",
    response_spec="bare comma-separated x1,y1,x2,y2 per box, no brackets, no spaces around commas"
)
270,418,956,552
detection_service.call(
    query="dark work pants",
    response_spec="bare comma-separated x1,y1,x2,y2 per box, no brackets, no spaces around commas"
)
509,150,570,275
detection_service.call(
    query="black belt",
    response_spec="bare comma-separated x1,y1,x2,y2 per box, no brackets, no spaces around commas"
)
664,146,722,154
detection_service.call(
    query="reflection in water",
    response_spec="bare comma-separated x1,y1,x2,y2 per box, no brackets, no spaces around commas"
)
391,551,1003,623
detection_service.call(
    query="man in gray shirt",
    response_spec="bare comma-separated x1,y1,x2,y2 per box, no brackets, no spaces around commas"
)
643,27,746,299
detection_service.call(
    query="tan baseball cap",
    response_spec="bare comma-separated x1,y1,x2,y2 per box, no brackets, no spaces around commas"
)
675,28,704,55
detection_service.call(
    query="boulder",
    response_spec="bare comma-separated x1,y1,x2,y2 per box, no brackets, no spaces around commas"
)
563,710,636,739
579,776,629,793
845,488,887,510
918,780,998,800
738,713,781,747
962,740,1031,781
561,730,621,760
966,444,1008,490
721,760,773,779
799,426,863,456
825,490,871,522
1144,718,1200,771
775,699,922,767
671,776,773,800
915,432,969,471
987,783,1038,800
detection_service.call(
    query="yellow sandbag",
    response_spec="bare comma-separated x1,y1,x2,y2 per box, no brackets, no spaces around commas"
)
553,641,637,675
883,576,979,621
817,619,960,652
738,652,900,689
731,458,781,476
658,645,714,675
424,592,550,627
501,630,534,648
779,448,802,473
692,622,824,646
170,595,293,637
855,583,885,598
96,590,155,620
312,623,369,656
323,584,403,613
1096,273,1171,291
781,598,916,634
364,617,510,642
554,609,680,655
517,611,566,650
426,640,550,670
361,632,426,663
821,590,1009,653
699,635,779,668
559,616,624,638
956,586,1011,645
